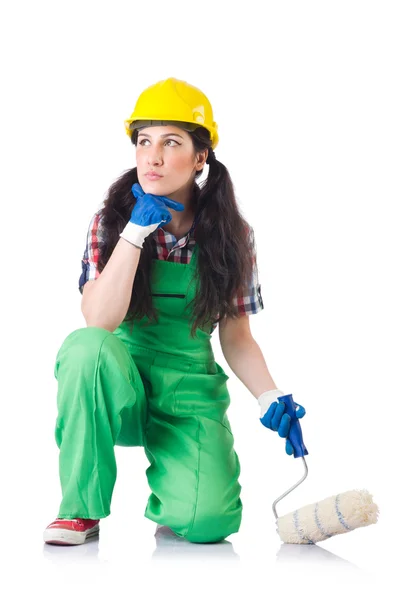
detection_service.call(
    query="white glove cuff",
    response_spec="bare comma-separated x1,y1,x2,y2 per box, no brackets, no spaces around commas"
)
120,221,159,248
258,388,286,417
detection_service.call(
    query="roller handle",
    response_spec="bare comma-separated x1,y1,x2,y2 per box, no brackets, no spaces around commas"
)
278,393,309,458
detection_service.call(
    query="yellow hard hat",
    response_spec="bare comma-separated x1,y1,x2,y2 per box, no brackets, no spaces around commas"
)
124,77,219,149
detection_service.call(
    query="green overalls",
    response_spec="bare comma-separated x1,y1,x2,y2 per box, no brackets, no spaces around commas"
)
54,242,242,543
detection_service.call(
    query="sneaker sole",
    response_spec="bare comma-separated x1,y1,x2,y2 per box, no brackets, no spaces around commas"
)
43,524,100,545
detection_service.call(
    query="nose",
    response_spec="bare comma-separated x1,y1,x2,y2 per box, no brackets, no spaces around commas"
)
148,150,164,167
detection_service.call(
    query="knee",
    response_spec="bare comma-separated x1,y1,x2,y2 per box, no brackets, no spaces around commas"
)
54,327,113,377
176,503,243,544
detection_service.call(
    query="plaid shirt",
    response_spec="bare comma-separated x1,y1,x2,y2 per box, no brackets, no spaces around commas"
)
79,210,264,333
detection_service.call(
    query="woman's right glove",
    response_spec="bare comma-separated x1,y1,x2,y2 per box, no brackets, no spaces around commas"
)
120,183,185,248
258,389,306,455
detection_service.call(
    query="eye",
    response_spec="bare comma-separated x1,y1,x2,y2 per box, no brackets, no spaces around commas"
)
138,139,180,146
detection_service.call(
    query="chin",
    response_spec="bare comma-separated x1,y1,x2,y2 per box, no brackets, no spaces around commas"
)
148,185,175,197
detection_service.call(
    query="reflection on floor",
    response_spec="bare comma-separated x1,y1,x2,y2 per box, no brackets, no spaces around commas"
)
276,542,360,569
42,525,361,570
152,525,240,561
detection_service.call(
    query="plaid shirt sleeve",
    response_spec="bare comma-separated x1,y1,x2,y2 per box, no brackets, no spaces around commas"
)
78,211,104,294
232,225,264,316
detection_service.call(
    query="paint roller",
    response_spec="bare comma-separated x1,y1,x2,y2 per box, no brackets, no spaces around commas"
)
272,394,379,544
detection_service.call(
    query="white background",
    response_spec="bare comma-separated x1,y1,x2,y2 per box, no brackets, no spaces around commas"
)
1,1,396,598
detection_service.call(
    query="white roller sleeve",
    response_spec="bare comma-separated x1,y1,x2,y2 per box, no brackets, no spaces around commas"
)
276,489,379,544
120,220,162,248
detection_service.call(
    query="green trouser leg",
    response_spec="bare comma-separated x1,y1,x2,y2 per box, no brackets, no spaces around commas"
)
54,326,147,519
115,348,243,544
144,412,243,543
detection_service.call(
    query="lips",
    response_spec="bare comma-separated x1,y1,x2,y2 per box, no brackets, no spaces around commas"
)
145,173,163,180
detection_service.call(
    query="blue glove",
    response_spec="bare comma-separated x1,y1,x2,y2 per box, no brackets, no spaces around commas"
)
258,389,306,455
119,183,184,248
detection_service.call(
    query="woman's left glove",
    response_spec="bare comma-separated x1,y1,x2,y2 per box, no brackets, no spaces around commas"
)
258,389,306,455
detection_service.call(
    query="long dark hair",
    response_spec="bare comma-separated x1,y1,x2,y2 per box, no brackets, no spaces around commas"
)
98,125,257,338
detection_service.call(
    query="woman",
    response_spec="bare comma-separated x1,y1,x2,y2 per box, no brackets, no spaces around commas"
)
43,77,305,546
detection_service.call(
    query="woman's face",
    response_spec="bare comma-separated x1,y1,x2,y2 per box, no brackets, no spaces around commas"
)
135,125,207,198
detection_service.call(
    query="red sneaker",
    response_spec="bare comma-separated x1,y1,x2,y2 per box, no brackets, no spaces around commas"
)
43,518,100,545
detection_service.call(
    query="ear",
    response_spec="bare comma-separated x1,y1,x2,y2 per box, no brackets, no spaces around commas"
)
196,149,208,170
